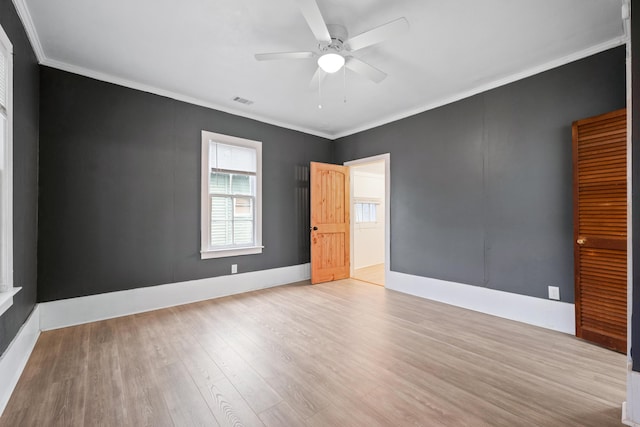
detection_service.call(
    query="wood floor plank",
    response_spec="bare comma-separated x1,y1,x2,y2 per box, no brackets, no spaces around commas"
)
157,361,218,426
118,373,174,427
49,324,91,382
47,376,87,427
197,332,283,414
0,279,626,426
84,341,126,425
258,401,308,427
113,315,175,427
258,286,530,426
204,377,265,427
352,263,385,286
6,331,63,408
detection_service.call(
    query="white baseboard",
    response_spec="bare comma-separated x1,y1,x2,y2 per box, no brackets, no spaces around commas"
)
387,271,575,334
0,305,40,417
40,263,310,331
623,371,640,426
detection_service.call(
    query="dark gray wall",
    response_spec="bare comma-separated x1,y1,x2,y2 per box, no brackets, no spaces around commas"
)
0,0,39,355
334,47,626,303
38,67,331,302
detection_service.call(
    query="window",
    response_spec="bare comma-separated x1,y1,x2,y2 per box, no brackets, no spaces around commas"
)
0,23,13,311
201,131,262,258
355,202,378,223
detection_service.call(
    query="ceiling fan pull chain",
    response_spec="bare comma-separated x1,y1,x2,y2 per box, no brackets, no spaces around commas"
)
343,65,347,103
318,70,323,109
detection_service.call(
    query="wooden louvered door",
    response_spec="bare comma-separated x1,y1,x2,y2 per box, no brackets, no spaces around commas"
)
310,162,350,284
573,108,627,353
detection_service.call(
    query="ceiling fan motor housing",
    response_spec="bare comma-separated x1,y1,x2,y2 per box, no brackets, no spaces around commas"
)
319,24,348,53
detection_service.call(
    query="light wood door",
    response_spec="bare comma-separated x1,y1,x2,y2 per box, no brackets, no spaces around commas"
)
573,108,627,353
310,162,350,284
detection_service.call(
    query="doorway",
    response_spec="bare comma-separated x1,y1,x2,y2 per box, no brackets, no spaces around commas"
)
573,109,627,353
345,154,390,287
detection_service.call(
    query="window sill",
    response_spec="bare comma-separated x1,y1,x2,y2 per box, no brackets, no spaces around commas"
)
201,246,263,259
0,287,21,317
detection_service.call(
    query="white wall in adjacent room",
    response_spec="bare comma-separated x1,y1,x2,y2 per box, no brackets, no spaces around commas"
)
353,164,385,269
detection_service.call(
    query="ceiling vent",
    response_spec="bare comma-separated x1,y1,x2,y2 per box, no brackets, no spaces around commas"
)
232,96,254,106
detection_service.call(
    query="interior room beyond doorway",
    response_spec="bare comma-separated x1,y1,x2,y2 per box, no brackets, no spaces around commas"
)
350,160,386,286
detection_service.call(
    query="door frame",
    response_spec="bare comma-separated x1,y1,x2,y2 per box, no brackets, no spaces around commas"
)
345,153,390,287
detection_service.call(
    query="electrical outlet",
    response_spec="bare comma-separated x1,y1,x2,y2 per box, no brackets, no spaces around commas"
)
231,264,238,274
548,286,560,300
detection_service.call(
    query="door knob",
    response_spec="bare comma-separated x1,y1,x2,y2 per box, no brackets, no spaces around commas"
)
311,226,318,231
577,238,586,245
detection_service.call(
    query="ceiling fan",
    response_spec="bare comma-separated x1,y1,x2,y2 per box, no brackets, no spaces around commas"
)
255,0,409,86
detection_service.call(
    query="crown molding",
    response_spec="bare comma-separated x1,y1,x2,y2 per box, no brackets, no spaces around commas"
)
13,0,334,139
331,36,628,140
9,0,627,141
11,0,45,63
40,58,334,140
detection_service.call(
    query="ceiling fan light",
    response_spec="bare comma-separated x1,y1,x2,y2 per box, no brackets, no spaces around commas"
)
318,53,345,73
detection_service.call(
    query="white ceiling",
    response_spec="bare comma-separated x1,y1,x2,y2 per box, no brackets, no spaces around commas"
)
20,0,625,139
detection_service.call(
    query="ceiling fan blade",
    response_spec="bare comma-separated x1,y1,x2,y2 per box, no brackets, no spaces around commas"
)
309,67,328,90
345,57,387,83
345,17,409,51
295,0,332,43
255,52,316,61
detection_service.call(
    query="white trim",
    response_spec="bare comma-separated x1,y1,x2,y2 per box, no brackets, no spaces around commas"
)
201,246,264,259
41,58,334,139
21,17,621,141
387,271,575,334
624,1,636,423
0,23,14,301
623,372,640,426
0,287,20,318
39,263,310,331
11,0,45,62
345,154,391,287
0,305,40,417
331,36,627,139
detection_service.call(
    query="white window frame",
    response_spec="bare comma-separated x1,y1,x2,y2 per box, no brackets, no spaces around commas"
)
201,130,263,259
0,23,15,317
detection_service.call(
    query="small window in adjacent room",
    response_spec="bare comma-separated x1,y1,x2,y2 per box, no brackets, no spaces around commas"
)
355,202,378,223
201,131,262,259
0,23,14,310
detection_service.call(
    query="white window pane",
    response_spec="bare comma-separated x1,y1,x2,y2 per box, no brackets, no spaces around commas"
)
211,197,232,246
210,172,230,194
211,196,232,221
362,204,370,222
234,196,253,217
233,220,253,245
211,221,232,246
209,141,256,173
370,204,377,222
231,174,253,195
355,204,362,222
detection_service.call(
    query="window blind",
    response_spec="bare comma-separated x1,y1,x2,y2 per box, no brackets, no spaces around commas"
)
209,141,256,174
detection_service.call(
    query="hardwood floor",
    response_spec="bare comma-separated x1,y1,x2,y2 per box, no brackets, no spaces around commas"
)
352,263,385,286
0,279,626,426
